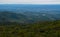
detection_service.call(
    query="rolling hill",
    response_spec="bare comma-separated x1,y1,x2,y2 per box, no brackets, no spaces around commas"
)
0,11,60,23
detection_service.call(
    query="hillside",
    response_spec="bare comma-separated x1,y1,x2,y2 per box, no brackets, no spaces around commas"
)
0,20,60,37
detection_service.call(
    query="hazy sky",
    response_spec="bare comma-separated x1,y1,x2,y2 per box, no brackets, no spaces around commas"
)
0,0,60,4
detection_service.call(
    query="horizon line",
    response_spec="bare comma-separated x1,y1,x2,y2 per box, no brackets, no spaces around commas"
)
0,3,60,5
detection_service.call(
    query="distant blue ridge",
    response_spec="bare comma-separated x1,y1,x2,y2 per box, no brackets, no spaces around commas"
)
0,4,60,12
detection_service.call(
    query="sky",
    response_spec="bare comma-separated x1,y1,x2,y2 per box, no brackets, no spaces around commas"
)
0,0,60,4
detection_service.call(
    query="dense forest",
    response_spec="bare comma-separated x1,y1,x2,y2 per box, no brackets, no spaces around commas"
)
0,20,60,37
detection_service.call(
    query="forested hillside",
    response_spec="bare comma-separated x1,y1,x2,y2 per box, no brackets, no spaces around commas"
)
0,20,60,37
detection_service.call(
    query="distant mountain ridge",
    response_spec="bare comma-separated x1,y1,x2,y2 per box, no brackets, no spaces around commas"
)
0,4,60,12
